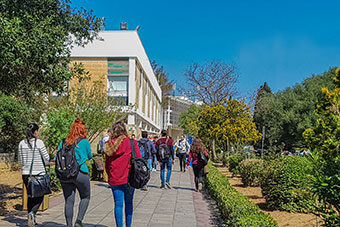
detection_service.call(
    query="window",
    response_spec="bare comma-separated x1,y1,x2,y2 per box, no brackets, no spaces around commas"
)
108,76,128,105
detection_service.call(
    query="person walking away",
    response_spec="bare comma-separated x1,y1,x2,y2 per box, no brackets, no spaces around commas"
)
152,136,159,171
138,131,156,191
57,118,93,227
18,123,50,227
105,121,142,227
176,135,190,172
187,138,208,192
156,130,174,189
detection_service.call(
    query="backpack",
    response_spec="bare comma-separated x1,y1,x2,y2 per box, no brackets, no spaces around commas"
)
138,140,150,160
97,139,104,154
55,138,83,182
158,138,170,161
128,139,150,189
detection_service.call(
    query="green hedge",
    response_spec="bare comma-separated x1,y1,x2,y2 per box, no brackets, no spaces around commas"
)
239,159,264,187
205,162,278,227
225,154,246,174
260,156,315,212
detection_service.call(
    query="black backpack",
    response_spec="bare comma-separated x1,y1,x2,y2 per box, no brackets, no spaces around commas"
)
128,139,150,189
55,138,83,182
158,138,170,161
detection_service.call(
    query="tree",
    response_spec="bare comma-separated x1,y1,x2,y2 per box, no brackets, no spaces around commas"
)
151,61,175,107
179,104,202,137
41,80,126,153
183,60,238,106
0,0,104,102
198,99,261,160
303,67,340,226
0,92,30,153
253,68,337,152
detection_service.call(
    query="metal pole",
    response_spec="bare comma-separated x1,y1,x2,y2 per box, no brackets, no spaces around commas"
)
261,126,265,159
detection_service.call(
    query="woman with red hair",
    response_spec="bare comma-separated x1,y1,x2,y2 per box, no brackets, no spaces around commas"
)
57,118,93,227
187,138,209,192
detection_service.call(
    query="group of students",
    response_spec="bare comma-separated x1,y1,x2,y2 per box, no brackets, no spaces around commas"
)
18,118,209,227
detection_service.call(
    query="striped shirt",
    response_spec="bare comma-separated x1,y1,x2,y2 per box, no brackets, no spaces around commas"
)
18,139,50,175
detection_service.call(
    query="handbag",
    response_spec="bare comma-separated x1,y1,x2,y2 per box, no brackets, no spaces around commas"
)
200,150,208,166
27,140,51,198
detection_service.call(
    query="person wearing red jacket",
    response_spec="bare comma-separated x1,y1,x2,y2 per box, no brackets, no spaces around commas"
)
187,138,209,192
104,121,141,227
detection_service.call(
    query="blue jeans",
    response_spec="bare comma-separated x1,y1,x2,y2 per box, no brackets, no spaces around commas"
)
152,154,157,169
160,158,172,185
147,158,152,171
111,184,135,227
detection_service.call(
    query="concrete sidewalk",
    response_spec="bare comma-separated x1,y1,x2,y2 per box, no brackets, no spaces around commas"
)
0,162,222,227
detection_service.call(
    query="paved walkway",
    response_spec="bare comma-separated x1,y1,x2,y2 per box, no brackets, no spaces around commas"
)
0,162,222,227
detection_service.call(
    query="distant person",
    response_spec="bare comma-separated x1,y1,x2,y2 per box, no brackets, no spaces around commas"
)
131,134,135,140
187,138,209,192
156,130,174,189
152,136,159,171
103,129,113,144
105,121,142,227
97,129,113,155
18,123,50,227
57,118,93,227
175,135,190,172
138,131,156,191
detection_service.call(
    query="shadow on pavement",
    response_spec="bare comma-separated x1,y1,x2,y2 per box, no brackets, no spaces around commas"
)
41,222,109,227
1,213,27,226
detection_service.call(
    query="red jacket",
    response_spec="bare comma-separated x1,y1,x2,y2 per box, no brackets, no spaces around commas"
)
105,137,141,186
187,150,209,166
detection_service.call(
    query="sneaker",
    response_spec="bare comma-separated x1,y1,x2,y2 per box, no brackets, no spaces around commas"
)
198,183,202,192
165,182,172,189
141,185,148,191
75,220,84,227
28,212,34,227
152,168,157,172
160,184,166,189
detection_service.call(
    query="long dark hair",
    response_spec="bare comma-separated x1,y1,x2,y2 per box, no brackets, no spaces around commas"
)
190,138,207,157
26,123,39,149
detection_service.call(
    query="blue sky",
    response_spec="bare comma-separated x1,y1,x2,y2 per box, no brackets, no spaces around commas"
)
71,0,340,97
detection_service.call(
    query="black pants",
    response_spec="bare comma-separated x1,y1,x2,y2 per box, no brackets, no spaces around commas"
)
192,164,204,190
61,171,91,227
22,175,44,214
178,153,186,171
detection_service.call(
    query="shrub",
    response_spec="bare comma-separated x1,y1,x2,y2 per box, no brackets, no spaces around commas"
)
260,156,315,212
239,159,264,187
49,167,61,192
0,92,30,153
225,154,246,174
205,162,277,227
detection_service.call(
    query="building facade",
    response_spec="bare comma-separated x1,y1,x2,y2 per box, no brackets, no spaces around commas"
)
163,96,202,141
70,30,162,137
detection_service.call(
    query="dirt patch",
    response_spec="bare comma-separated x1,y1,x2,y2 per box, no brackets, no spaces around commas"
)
0,169,23,215
217,167,317,227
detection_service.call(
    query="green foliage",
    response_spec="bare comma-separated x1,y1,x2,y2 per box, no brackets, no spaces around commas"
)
0,0,104,102
303,67,340,225
179,104,202,136
260,156,315,212
41,81,125,153
205,162,277,227
151,61,174,107
225,154,247,174
49,167,61,192
0,92,30,153
254,68,337,152
239,159,264,187
41,106,76,155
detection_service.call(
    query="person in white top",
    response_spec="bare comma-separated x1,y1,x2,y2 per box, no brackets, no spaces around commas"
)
18,123,49,227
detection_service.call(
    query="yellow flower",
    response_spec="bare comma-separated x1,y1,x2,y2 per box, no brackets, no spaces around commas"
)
336,68,340,77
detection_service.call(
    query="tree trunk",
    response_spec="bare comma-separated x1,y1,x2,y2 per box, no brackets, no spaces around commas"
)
212,139,217,161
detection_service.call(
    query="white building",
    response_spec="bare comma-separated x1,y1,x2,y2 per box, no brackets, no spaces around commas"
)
163,96,202,141
70,29,162,137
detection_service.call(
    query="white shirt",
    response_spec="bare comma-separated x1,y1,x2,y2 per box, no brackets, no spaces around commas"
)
18,139,50,175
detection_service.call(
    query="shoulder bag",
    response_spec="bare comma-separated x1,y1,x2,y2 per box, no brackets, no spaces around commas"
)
27,140,51,198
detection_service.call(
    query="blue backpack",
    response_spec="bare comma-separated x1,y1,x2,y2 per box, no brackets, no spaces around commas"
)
138,140,150,160
97,139,104,154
